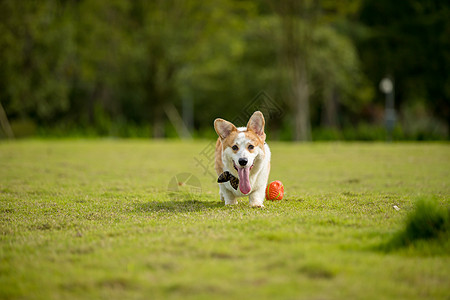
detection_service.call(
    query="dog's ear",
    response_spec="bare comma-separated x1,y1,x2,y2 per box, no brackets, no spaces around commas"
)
214,118,237,139
247,111,266,140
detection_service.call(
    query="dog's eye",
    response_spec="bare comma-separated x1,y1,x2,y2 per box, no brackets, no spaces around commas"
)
232,145,239,151
248,144,254,150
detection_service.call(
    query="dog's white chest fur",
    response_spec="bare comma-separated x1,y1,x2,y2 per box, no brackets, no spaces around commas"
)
223,143,271,197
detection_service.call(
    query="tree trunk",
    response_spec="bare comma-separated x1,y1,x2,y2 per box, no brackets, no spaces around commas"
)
322,85,339,128
0,102,14,139
153,104,165,138
292,58,311,141
274,0,314,142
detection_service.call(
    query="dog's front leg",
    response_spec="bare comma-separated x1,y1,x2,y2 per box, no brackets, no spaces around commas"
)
249,187,265,208
220,184,238,205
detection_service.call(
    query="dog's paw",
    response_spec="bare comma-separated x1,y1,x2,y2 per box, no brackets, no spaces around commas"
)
250,203,264,208
225,199,238,205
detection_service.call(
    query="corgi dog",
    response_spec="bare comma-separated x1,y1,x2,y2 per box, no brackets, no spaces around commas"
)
214,111,271,207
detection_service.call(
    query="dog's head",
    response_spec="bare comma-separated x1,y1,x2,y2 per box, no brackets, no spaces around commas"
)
214,111,266,194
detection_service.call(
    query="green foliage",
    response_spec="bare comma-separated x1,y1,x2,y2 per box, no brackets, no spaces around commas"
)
0,0,74,119
0,0,448,139
358,0,450,128
308,24,374,126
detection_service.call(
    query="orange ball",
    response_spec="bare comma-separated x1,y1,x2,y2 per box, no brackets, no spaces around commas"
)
265,180,284,201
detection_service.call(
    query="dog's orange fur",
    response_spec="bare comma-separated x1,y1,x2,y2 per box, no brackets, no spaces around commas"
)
215,138,225,175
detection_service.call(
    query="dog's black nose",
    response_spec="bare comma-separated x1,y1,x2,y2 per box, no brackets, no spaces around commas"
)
238,158,248,166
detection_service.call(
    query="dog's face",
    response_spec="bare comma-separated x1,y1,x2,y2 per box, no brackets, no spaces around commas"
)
214,111,266,194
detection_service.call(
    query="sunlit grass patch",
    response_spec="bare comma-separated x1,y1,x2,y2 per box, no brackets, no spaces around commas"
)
0,140,449,300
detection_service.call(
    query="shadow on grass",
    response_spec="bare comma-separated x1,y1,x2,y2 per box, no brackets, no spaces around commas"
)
135,194,223,213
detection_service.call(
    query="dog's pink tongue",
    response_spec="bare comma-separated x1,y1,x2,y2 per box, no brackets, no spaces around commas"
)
237,167,251,194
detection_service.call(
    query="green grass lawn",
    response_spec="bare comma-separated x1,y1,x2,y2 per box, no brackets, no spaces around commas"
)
1,140,449,300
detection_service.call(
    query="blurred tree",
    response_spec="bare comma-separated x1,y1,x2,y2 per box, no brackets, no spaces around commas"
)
270,0,369,139
308,26,370,128
131,0,254,137
0,101,14,138
75,0,141,132
271,0,318,141
0,0,446,140
0,0,75,122
309,0,373,129
358,0,450,135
